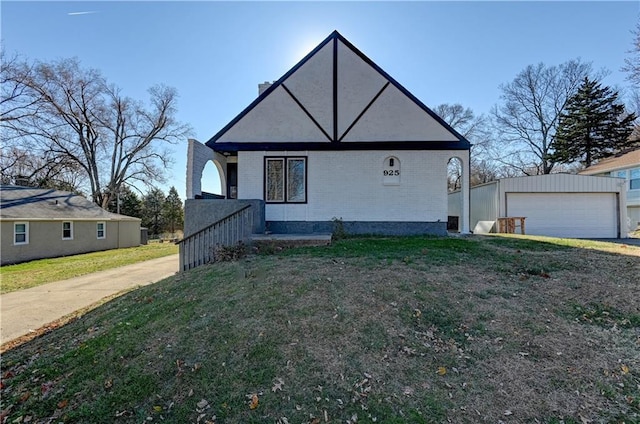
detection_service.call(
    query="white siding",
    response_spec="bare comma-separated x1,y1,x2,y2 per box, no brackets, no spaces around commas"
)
470,182,499,231
498,174,622,198
506,193,617,238
239,150,453,222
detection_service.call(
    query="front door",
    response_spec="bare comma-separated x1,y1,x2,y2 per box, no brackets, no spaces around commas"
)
226,163,238,199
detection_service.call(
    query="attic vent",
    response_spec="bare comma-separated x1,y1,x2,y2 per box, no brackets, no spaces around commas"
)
258,81,272,96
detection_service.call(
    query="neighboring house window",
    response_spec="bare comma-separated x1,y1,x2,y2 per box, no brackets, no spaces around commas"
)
97,222,106,239
14,222,28,245
62,221,73,240
631,168,640,190
265,157,307,203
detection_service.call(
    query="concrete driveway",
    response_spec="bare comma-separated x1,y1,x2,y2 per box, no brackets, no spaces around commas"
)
590,238,640,246
1,254,179,345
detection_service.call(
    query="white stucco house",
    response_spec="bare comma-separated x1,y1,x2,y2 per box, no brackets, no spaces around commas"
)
185,31,470,242
579,148,640,230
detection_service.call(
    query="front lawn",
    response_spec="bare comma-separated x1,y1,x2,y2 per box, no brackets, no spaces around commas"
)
0,243,178,294
1,235,638,423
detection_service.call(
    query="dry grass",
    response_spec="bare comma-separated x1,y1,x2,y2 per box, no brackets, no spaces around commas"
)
1,235,638,423
0,243,178,294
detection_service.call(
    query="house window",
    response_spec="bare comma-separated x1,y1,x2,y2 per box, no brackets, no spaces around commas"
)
265,157,307,203
62,221,73,240
14,222,28,245
97,222,106,239
631,168,640,190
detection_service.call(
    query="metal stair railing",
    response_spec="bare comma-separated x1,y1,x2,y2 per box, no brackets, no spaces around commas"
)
177,205,253,271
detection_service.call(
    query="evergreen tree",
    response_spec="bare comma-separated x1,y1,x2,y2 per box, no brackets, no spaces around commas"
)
106,185,142,218
163,186,184,234
552,77,637,167
141,188,166,237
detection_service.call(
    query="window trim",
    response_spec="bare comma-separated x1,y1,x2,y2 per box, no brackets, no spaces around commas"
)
62,221,74,240
97,221,106,239
14,222,29,245
264,156,308,204
265,157,285,203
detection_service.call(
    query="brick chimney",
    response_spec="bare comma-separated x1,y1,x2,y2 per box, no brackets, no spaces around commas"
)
258,81,272,95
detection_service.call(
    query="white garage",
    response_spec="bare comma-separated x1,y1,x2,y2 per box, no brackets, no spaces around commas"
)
506,192,618,238
448,174,628,238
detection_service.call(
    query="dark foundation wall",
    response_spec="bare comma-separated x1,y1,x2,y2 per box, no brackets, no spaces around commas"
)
265,221,447,236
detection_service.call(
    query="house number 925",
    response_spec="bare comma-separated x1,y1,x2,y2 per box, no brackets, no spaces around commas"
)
383,170,400,176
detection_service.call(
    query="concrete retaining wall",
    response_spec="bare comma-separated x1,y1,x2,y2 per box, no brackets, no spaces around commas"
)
184,199,265,237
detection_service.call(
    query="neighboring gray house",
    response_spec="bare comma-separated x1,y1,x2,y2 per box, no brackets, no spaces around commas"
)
579,148,640,230
185,31,471,238
1,185,141,265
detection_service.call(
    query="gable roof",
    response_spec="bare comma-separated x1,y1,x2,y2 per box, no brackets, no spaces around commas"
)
0,185,140,221
579,148,640,175
206,30,470,152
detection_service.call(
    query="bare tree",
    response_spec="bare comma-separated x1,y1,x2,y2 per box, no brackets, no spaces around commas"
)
0,54,36,123
0,147,85,191
622,20,640,141
623,20,640,87
492,59,596,175
1,56,191,207
435,103,496,189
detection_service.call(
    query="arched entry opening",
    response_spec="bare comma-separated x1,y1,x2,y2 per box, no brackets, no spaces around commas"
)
201,160,224,197
447,157,464,232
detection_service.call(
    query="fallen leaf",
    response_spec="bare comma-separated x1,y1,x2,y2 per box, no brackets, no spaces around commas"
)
621,365,630,375
504,410,513,416
104,378,113,389
153,406,162,412
19,391,31,403
197,399,209,410
249,394,259,410
272,377,284,392
57,400,68,409
310,418,320,424
437,366,447,376
40,382,53,396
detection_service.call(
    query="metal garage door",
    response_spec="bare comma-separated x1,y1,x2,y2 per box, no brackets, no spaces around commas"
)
506,192,618,238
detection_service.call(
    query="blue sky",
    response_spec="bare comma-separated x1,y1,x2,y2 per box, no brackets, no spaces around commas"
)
2,1,638,199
